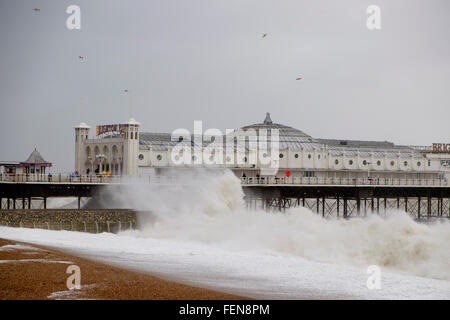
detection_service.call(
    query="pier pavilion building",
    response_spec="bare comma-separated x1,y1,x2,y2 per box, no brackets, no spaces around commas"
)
74,113,450,182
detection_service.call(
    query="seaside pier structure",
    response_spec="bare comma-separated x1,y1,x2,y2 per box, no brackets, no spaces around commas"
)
0,175,449,220
1,113,449,219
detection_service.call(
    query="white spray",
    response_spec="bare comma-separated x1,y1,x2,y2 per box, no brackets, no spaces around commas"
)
114,170,450,280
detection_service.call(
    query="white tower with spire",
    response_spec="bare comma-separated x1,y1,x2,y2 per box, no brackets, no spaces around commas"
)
122,118,140,175
74,122,90,174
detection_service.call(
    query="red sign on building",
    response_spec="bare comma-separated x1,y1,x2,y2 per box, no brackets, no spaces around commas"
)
432,143,450,153
96,124,127,136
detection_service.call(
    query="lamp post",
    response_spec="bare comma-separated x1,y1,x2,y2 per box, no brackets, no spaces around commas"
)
95,154,105,174
366,161,372,184
440,160,449,185
123,89,133,119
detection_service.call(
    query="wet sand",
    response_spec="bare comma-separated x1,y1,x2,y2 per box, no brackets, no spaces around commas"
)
0,238,247,300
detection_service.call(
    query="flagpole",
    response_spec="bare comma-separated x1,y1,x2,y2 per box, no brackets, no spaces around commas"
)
124,89,133,119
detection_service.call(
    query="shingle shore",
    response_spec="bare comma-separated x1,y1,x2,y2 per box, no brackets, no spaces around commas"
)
0,238,247,300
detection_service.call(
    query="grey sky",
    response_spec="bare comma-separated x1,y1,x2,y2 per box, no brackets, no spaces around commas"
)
0,0,449,172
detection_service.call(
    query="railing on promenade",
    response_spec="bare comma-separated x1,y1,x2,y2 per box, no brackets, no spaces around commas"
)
0,173,448,187
0,173,123,184
240,176,448,187
0,173,178,185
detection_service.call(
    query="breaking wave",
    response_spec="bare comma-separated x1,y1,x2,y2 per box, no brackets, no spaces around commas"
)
116,170,450,280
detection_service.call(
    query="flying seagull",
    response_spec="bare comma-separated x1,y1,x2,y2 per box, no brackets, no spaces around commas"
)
78,56,85,60
33,8,40,12
296,77,302,80
262,33,267,38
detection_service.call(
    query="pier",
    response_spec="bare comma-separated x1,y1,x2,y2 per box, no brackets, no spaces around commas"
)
0,174,449,219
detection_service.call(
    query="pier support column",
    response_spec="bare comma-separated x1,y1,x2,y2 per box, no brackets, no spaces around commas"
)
316,198,319,214
0,198,2,210
376,197,380,214
336,197,340,217
356,197,360,215
343,198,348,218
43,197,47,210
78,197,81,209
418,197,421,220
322,197,325,217
7,198,10,210
22,198,25,209
13,198,16,210
405,197,408,213
28,198,31,209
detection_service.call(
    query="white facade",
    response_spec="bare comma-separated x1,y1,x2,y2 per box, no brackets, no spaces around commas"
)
74,119,140,176
74,115,450,182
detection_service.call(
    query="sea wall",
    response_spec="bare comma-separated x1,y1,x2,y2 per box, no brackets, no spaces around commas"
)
0,209,139,233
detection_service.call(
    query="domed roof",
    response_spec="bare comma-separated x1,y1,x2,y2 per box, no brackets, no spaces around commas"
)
239,113,323,151
126,118,140,125
74,122,90,129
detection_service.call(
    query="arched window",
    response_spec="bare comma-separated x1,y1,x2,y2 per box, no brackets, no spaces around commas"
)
112,145,119,160
103,146,109,160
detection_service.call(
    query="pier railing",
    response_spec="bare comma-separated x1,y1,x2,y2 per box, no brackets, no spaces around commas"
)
240,176,448,186
0,173,447,187
0,173,124,184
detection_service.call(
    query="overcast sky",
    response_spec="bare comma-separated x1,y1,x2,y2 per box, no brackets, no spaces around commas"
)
0,0,449,172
